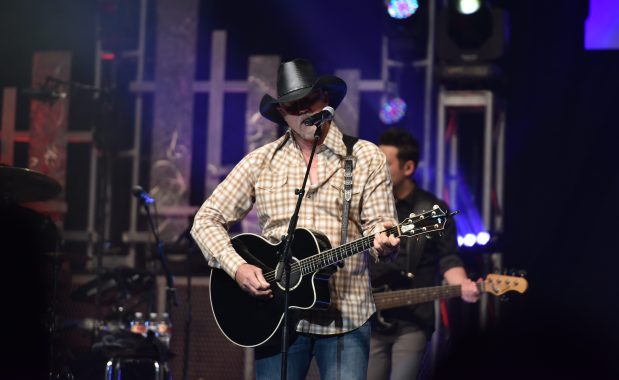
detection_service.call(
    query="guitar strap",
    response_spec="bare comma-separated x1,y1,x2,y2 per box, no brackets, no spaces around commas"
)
340,134,358,249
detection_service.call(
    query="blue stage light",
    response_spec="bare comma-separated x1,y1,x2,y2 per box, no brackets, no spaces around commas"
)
379,96,407,124
457,235,464,247
455,0,481,15
476,231,490,245
387,0,420,19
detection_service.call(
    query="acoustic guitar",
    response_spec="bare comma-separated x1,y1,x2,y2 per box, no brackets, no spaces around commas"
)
209,205,454,347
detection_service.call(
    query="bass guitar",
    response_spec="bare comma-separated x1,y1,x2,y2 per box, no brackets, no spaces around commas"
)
209,205,454,347
372,273,528,330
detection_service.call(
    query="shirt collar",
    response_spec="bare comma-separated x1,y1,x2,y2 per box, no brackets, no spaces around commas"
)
284,121,348,158
322,122,348,157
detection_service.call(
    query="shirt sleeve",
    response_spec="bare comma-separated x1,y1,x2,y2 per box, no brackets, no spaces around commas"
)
190,150,263,279
358,145,398,256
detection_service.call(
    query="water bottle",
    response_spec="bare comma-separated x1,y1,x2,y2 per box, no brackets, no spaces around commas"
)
129,312,147,336
146,312,159,337
157,312,172,347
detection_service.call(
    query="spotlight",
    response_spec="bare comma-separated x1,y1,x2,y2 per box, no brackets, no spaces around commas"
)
386,0,420,19
436,0,508,80
476,231,490,245
463,233,477,247
455,0,481,15
379,96,407,124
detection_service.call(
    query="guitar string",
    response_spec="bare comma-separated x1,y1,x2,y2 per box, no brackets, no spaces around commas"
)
262,226,399,282
288,212,443,275
261,213,444,282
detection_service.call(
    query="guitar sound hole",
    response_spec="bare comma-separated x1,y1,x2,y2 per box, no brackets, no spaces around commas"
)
275,257,302,291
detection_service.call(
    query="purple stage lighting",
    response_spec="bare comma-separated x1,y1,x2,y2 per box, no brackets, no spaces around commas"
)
386,0,419,19
379,96,407,124
585,0,619,50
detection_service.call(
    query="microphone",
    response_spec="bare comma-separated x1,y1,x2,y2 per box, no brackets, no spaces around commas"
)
303,106,335,126
132,185,155,204
21,88,68,101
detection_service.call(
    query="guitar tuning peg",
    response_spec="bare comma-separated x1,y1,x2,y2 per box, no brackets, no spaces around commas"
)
425,234,432,240
510,271,517,276
409,212,416,218
499,295,510,302
518,270,527,277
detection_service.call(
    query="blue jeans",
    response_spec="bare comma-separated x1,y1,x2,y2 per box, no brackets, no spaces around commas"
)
256,321,371,380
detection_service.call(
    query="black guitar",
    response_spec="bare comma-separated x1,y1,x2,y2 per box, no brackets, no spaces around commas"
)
209,205,453,347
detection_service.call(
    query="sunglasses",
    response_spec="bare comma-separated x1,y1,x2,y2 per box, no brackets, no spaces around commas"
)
279,90,327,115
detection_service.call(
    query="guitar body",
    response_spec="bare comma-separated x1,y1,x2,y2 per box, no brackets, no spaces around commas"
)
209,228,332,347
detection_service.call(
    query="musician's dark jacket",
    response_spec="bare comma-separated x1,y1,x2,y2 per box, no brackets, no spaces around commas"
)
369,185,463,338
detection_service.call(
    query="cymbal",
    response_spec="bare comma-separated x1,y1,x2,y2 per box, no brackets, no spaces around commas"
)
0,165,61,203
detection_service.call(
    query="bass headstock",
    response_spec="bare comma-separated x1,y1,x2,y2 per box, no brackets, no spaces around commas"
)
484,273,529,296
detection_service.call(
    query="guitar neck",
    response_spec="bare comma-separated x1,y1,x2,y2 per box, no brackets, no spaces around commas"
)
295,208,449,276
373,282,484,310
297,228,398,276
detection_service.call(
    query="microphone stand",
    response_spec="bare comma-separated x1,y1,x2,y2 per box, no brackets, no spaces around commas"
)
139,198,179,311
276,123,323,380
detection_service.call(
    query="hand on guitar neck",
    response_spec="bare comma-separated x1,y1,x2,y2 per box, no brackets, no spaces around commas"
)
373,221,401,258
444,267,481,303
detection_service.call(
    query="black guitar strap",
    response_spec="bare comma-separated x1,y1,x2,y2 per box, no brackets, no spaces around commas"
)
340,134,358,248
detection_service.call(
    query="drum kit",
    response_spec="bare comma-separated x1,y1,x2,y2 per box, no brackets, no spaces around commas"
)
0,164,167,379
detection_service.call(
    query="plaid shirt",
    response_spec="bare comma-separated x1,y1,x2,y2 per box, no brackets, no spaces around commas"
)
191,123,397,335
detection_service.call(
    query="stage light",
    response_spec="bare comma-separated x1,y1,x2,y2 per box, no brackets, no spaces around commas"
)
457,235,464,247
463,234,476,247
456,0,481,15
463,233,477,247
379,96,407,124
386,0,420,19
436,0,508,80
476,231,490,245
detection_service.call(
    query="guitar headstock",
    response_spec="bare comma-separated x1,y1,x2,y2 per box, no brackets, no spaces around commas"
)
484,273,528,296
398,205,455,238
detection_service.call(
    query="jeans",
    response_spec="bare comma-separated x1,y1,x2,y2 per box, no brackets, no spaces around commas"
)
256,321,371,380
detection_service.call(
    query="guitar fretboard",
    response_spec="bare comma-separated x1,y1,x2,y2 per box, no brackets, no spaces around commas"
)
373,282,484,310
295,226,400,276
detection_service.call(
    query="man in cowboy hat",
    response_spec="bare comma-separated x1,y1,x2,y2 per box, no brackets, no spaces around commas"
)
192,58,399,379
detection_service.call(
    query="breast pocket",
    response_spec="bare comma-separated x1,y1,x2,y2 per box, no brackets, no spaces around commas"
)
255,171,288,221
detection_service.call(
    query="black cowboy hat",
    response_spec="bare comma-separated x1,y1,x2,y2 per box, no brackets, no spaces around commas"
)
259,58,347,126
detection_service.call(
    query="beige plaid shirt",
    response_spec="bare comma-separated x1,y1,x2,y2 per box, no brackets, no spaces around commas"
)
191,123,397,335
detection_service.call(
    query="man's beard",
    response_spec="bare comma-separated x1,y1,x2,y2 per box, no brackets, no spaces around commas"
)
291,121,318,142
